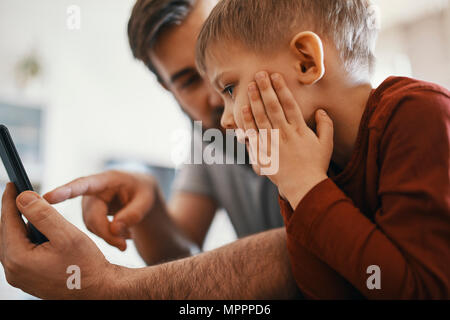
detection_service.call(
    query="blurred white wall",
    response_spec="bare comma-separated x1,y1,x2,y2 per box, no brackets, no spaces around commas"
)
0,0,189,178
374,0,450,87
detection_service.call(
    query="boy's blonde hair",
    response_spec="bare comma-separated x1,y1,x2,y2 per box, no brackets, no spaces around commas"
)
196,0,380,76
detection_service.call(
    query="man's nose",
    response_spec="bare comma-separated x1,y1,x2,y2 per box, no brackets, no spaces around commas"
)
208,89,223,109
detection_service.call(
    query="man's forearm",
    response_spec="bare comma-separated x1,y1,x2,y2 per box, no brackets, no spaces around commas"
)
111,228,301,299
131,189,199,266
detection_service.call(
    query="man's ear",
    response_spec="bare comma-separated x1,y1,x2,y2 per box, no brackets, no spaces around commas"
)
290,31,325,85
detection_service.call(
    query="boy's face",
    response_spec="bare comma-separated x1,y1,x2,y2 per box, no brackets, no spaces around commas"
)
205,43,318,131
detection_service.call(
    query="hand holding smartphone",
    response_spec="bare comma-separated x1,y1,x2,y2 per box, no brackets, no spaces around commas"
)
0,124,48,244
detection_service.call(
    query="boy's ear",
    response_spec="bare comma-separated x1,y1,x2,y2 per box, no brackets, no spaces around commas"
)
290,31,325,85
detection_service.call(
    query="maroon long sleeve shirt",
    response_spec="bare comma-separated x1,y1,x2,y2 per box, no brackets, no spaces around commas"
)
279,77,450,299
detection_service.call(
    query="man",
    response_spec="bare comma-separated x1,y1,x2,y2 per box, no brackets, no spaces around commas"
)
0,0,300,299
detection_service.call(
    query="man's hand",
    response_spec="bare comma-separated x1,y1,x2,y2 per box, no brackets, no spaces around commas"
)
241,71,334,209
0,183,117,299
0,183,300,299
44,170,158,251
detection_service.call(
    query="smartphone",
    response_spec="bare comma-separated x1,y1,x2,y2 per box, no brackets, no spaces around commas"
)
0,124,48,244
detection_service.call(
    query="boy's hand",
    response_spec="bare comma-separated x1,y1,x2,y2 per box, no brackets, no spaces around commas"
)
241,71,334,209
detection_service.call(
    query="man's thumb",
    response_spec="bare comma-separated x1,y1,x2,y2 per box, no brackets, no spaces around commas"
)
16,191,76,246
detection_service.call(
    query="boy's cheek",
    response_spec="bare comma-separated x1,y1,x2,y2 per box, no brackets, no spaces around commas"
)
233,105,246,129
228,100,242,128
291,91,317,128
236,93,252,126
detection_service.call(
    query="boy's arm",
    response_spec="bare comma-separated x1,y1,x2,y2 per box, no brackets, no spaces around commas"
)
281,92,450,299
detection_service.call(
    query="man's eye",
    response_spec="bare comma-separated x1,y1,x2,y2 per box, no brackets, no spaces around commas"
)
180,74,202,89
223,85,235,98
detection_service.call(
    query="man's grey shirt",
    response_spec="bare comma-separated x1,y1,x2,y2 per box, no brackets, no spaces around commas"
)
171,145,284,238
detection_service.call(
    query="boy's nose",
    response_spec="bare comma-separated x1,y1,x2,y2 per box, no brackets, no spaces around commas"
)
221,107,237,129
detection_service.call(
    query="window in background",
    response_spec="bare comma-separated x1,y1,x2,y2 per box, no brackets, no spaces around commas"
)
0,101,43,300
0,102,43,194
373,53,413,87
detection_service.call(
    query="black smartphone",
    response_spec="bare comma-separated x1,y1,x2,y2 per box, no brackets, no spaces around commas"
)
0,124,48,244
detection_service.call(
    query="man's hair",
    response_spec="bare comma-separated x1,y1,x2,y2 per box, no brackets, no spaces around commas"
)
196,0,380,76
128,0,196,82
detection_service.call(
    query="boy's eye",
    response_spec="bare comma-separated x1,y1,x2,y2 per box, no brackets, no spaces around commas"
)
223,85,235,98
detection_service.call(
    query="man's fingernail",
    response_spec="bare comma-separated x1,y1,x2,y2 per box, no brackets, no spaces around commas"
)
19,192,40,207
319,109,328,116
115,222,127,236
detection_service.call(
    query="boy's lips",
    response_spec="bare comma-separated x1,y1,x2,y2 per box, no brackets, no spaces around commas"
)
211,106,224,128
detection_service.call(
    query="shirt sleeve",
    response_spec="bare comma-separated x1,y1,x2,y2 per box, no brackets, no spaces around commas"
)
278,198,363,299
281,90,450,299
171,163,216,200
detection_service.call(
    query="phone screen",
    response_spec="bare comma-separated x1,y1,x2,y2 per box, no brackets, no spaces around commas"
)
0,124,48,244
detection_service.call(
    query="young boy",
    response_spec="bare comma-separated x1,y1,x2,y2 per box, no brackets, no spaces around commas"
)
195,0,450,299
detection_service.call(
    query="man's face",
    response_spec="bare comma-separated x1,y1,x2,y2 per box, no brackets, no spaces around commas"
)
150,0,224,130
204,43,318,132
